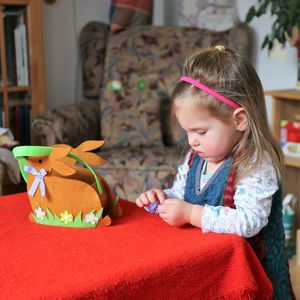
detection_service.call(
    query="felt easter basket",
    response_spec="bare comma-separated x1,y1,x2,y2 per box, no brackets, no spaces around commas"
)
13,140,122,228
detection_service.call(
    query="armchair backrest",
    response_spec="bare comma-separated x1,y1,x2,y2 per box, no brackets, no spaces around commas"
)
80,22,251,149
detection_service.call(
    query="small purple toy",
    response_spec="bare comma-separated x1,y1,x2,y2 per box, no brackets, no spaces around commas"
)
144,201,160,214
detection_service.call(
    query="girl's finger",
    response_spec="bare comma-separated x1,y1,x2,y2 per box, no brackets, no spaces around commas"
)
156,190,166,204
147,190,158,203
139,193,151,206
136,198,144,207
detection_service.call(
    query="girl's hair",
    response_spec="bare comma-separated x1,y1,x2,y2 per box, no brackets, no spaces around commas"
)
171,46,284,181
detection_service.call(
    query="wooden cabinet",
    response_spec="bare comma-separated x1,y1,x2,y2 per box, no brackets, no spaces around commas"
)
0,0,45,145
266,89,300,229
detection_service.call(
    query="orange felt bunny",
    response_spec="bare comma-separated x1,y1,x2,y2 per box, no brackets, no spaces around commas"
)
13,140,122,228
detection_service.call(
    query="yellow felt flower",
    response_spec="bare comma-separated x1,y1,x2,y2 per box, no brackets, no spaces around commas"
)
60,211,73,224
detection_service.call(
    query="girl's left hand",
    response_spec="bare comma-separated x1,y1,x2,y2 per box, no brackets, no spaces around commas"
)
158,199,192,226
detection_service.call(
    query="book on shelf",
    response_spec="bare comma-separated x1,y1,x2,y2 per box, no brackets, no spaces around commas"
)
10,104,31,145
4,7,28,87
4,10,18,86
14,25,29,86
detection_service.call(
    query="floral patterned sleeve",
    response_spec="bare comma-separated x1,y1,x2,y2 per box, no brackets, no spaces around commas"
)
202,155,279,238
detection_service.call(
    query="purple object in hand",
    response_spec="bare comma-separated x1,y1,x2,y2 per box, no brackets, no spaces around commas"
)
144,201,160,214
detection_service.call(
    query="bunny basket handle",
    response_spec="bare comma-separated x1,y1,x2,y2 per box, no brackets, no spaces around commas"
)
12,145,103,195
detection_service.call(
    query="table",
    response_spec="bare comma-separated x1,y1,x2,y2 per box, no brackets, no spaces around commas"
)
0,193,273,299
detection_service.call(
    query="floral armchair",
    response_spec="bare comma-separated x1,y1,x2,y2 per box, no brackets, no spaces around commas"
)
32,22,250,201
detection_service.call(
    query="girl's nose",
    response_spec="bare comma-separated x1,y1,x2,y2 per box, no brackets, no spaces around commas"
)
188,133,199,147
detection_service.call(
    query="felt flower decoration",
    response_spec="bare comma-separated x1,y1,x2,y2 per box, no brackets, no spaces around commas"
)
85,212,99,225
35,207,46,220
60,211,73,224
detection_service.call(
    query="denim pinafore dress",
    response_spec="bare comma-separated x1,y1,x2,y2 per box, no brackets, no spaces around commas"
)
184,155,295,299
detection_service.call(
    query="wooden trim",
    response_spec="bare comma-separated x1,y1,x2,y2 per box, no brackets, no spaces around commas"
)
265,89,300,101
0,0,30,5
0,86,31,92
27,0,45,116
0,5,9,127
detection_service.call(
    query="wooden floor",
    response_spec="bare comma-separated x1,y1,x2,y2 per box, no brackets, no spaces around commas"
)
290,257,300,298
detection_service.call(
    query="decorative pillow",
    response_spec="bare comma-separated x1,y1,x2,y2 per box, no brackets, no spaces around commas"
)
109,0,153,33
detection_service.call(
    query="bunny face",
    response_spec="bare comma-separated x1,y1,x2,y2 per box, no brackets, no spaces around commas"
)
27,146,76,176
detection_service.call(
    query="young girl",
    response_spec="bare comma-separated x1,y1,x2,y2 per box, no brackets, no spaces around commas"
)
136,46,295,299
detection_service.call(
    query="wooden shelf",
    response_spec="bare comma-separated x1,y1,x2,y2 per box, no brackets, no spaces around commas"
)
265,89,300,101
0,0,45,145
0,86,31,93
285,156,300,168
267,89,300,230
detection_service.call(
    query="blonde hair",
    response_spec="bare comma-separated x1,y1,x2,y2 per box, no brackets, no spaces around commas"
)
171,47,284,181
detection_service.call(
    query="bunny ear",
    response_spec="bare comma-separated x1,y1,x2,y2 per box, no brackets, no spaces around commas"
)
61,156,78,166
49,146,72,161
51,145,78,166
75,152,107,166
76,140,104,152
52,160,76,176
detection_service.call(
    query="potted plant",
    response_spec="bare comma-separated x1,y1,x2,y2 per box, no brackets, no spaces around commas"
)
245,0,300,49
246,1,300,87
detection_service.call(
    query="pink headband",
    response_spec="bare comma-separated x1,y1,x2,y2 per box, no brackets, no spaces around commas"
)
180,76,240,109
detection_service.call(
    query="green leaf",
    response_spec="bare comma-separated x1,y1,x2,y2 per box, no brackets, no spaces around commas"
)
47,208,55,222
262,35,270,49
74,212,82,223
245,6,257,23
96,208,103,219
245,0,300,49
114,195,119,207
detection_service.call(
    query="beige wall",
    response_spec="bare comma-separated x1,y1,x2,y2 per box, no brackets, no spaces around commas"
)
42,0,110,109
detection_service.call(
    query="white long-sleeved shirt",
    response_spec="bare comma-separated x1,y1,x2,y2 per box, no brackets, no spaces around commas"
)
163,152,279,238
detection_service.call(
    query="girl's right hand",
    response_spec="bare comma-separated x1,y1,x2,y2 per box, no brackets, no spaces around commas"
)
135,189,166,207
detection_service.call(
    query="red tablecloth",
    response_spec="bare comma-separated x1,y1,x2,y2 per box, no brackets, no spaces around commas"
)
0,193,272,300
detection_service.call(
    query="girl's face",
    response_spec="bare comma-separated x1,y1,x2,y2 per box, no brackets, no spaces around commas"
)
175,102,243,164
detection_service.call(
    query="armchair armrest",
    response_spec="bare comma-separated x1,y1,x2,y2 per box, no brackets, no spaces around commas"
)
32,100,100,147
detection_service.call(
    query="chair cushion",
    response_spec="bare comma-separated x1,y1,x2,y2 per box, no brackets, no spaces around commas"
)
93,146,186,201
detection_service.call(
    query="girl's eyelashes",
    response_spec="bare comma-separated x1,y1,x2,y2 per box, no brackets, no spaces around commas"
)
184,129,207,135
196,130,207,135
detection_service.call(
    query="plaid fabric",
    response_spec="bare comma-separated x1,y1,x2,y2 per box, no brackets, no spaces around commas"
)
223,164,266,264
110,0,153,33
222,166,236,208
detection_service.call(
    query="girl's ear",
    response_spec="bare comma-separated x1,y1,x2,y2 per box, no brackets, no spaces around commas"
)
233,108,248,132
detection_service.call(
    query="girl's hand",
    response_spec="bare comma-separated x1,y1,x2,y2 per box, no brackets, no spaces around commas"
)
135,189,166,208
158,199,192,226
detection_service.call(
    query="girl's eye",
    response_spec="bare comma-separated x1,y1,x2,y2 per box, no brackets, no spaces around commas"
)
197,131,206,135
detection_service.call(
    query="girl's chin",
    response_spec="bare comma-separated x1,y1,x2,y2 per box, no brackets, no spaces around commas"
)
196,152,207,159
196,152,221,163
